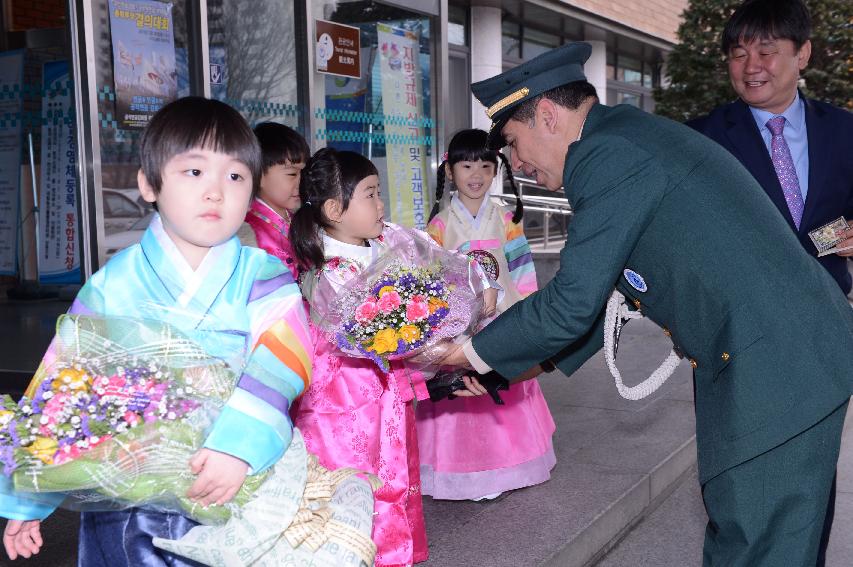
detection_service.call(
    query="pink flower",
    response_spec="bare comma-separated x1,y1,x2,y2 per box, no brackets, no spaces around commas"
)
405,298,429,322
53,445,81,465
355,300,379,323
377,291,401,313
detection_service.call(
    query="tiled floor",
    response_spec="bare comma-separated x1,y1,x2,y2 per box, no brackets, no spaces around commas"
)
0,293,70,394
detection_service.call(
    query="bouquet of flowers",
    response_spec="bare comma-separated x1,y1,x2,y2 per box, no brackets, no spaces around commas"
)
0,315,266,524
310,226,488,373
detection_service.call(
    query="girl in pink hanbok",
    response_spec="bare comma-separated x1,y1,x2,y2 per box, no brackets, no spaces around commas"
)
239,122,309,279
416,129,557,501
289,148,447,566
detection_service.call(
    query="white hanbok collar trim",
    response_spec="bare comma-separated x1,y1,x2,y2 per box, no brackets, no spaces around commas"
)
321,230,381,268
451,194,491,230
149,214,225,308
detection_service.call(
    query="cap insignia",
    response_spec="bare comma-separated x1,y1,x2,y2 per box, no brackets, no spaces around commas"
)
486,87,530,119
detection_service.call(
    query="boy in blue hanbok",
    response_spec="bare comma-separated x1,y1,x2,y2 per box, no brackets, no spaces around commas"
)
0,97,312,566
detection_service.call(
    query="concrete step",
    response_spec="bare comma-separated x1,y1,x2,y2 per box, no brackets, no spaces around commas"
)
421,317,697,567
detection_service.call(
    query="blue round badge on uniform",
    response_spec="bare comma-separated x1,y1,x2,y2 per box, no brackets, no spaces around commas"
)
624,269,647,293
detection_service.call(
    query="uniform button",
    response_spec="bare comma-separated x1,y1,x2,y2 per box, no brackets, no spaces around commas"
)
633,299,641,309
662,327,671,337
721,352,730,362
689,359,698,369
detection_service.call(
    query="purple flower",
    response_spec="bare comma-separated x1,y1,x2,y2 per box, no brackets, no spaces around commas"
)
0,445,17,475
397,273,418,288
80,414,93,437
371,278,395,296
127,392,150,413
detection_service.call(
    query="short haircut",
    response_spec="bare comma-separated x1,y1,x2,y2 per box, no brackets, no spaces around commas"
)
139,96,263,197
721,0,811,54
253,122,310,173
510,81,598,124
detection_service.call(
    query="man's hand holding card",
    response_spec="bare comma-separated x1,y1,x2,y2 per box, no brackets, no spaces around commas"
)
809,217,853,257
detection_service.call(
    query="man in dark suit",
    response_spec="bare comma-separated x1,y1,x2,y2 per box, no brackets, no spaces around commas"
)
688,0,853,296
689,3,853,562
442,40,853,566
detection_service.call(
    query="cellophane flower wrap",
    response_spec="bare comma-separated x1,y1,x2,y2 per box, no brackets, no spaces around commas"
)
310,226,487,373
0,315,266,524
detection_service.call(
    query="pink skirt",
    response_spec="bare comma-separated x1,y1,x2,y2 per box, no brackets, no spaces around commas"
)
415,378,556,500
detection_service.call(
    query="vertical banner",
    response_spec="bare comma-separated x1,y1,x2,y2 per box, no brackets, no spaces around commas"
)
108,0,177,129
0,50,24,276
377,24,428,229
39,61,80,284
325,47,371,154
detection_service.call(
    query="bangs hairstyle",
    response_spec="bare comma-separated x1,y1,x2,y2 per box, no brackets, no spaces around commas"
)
289,148,379,270
253,122,310,173
139,96,263,197
446,129,499,168
429,128,523,224
721,0,811,54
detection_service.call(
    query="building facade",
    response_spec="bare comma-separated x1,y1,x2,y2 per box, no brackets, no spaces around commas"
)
0,0,685,285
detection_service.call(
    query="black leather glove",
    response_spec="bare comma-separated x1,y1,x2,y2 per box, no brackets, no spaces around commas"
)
427,370,509,405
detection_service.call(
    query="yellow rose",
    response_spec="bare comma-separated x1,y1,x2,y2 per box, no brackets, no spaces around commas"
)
378,285,397,298
0,410,13,426
53,369,91,392
428,297,448,314
369,328,399,354
27,437,58,464
399,325,421,343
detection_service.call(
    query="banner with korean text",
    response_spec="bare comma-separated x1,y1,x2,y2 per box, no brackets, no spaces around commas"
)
108,0,177,129
0,50,24,276
377,23,428,229
39,61,80,284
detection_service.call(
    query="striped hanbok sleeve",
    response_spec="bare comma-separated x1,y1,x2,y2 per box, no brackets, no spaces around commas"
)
203,260,312,474
503,211,538,298
426,215,445,246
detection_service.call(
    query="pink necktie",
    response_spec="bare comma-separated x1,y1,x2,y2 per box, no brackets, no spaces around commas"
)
766,116,804,229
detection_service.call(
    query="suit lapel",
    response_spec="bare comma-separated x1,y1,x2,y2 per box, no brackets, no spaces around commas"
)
724,100,796,230
800,98,830,232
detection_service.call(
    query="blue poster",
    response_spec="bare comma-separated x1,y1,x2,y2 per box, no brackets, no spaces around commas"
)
39,61,80,284
109,0,177,129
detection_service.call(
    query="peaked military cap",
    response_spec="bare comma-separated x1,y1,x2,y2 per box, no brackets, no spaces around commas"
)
471,42,592,148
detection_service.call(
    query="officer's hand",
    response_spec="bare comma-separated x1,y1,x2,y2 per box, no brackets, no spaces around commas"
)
439,343,473,369
451,375,488,397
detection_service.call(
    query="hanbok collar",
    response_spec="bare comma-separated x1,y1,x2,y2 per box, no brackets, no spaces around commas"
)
451,194,492,230
321,230,383,270
249,198,291,231
141,214,241,314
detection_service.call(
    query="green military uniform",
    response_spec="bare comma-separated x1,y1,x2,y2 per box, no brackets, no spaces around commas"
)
471,43,853,566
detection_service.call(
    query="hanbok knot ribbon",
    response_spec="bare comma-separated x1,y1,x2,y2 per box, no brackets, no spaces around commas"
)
282,454,382,561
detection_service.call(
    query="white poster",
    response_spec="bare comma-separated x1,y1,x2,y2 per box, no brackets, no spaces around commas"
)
0,50,24,276
39,60,80,284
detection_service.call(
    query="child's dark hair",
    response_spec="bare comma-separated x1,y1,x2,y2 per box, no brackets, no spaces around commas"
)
139,97,263,198
289,148,379,270
429,128,522,224
253,122,310,173
721,0,811,54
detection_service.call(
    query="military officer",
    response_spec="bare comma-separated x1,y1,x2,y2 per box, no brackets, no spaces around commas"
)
444,42,853,566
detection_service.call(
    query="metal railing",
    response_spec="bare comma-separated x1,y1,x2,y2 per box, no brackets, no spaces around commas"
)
492,176,573,250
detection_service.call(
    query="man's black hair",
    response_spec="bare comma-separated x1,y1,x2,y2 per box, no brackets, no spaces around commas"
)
721,0,811,54
510,81,598,124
